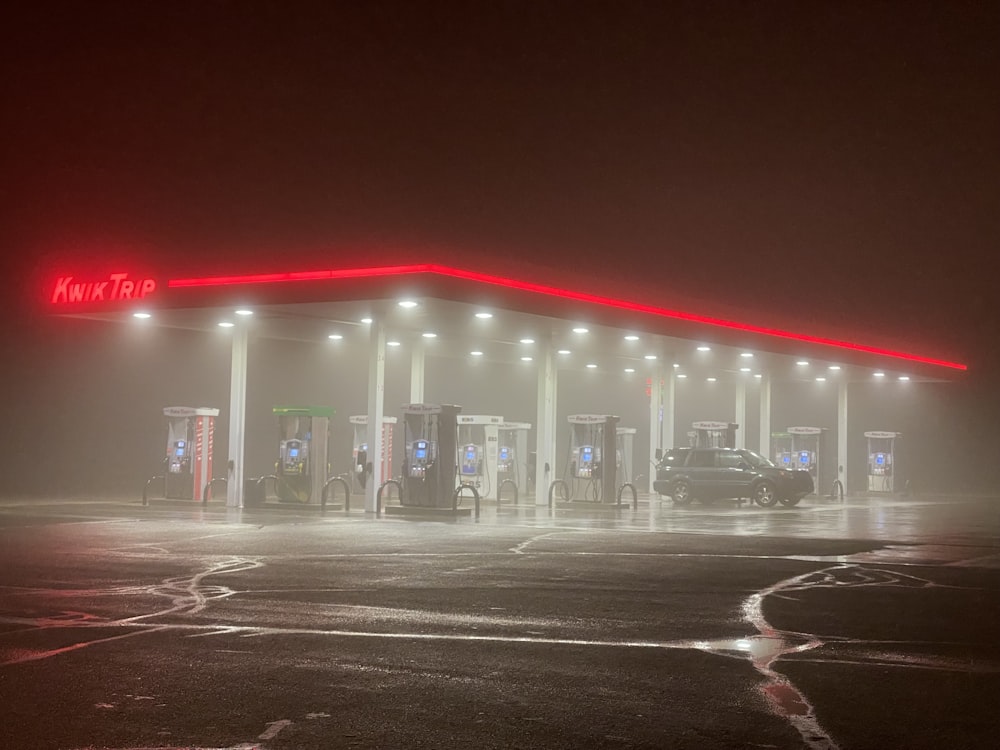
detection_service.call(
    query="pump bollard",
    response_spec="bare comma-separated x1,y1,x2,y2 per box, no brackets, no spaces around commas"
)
548,480,568,512
831,480,845,502
617,482,637,511
321,477,350,515
454,484,480,520
376,480,402,518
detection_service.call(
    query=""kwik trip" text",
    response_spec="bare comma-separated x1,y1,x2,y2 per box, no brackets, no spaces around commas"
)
51,273,157,303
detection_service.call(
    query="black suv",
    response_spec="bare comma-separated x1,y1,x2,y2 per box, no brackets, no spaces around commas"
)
654,447,813,507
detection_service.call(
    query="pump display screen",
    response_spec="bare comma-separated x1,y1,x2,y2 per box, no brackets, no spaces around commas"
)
782,455,790,464
581,447,593,464
876,454,884,465
414,442,427,460
465,448,476,460
289,448,299,458
800,452,809,464
499,447,510,461
175,448,185,457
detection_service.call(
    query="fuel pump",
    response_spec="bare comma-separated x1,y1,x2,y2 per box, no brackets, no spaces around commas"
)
456,415,502,500
788,426,828,496
690,421,738,449
772,431,794,468
273,406,334,503
497,422,532,496
401,403,461,507
865,431,899,492
162,407,219,500
565,414,620,503
349,415,396,493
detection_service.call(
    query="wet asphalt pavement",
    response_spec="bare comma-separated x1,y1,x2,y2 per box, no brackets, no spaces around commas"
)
0,494,998,750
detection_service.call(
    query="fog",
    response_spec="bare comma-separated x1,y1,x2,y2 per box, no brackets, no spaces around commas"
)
0,314,992,501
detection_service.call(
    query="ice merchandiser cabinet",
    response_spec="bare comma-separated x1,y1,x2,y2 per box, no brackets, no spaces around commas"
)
273,405,334,503
163,406,219,500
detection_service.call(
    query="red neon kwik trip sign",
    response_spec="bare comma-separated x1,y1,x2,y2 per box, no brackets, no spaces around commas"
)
50,273,157,303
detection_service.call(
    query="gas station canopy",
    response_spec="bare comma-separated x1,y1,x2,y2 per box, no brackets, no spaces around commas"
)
46,262,967,382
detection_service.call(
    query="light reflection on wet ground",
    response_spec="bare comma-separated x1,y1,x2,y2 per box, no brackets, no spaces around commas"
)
0,493,998,749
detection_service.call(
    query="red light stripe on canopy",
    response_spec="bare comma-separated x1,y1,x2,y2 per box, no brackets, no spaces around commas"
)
168,264,967,371
168,264,433,287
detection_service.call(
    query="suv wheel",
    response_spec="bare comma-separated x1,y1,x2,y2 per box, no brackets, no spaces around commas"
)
778,495,801,507
753,480,778,508
672,480,693,506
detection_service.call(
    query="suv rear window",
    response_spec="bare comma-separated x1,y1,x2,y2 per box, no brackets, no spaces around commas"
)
658,448,690,467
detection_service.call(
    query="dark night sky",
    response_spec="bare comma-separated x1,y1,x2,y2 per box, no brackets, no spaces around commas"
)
2,1,1000,490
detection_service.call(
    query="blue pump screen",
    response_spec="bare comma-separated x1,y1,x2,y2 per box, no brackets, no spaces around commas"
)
876,454,884,465
499,447,510,460
800,452,809,463
289,448,299,458
782,455,790,464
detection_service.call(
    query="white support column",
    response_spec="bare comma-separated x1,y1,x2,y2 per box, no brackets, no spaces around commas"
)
534,336,557,507
758,373,771,458
663,371,675,452
410,339,425,404
648,363,664,493
734,380,747,449
838,381,849,497
365,319,387,513
226,324,248,508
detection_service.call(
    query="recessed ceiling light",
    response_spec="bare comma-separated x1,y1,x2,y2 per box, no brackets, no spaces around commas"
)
697,345,711,352
816,377,826,382
328,334,343,340
828,365,841,371
624,335,639,341
234,309,253,316
754,373,763,379
475,312,493,319
677,374,688,379
387,341,401,347
573,327,589,334
218,321,234,328
586,363,598,369
706,377,717,382
796,360,809,366
673,363,680,368
470,351,484,357
361,317,373,324
873,372,886,378
740,352,754,358
624,367,636,373
644,354,657,360
557,349,571,354
520,356,533,362
740,367,751,372
898,375,910,381
520,338,535,344
422,332,437,338
397,300,418,309
132,312,151,319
